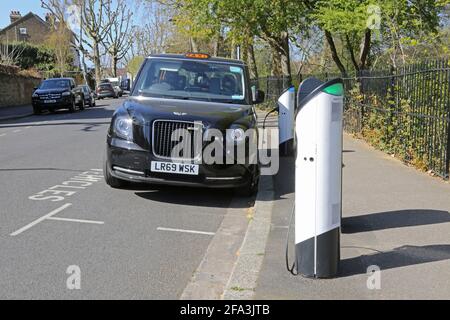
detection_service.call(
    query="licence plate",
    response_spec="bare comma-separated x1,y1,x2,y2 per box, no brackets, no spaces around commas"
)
44,99,56,103
151,161,199,175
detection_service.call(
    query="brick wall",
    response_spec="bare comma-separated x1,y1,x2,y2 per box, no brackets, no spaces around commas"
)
0,72,41,108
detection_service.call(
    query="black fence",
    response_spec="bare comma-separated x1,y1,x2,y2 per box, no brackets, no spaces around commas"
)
253,59,450,179
250,76,293,103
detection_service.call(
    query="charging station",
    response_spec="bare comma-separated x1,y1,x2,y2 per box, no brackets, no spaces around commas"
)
278,86,296,156
294,78,344,278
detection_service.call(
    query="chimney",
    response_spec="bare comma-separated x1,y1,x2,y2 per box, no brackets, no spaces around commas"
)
10,11,22,24
45,13,54,24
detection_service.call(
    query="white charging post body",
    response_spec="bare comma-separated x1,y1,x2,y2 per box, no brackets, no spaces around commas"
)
278,86,295,156
294,78,344,278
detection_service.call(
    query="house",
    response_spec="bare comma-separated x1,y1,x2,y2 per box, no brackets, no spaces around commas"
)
0,11,80,68
0,11,52,45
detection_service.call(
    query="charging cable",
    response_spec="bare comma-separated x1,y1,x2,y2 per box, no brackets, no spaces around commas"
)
262,106,278,130
286,203,298,276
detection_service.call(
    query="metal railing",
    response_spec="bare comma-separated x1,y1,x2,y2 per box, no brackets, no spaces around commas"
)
253,59,450,179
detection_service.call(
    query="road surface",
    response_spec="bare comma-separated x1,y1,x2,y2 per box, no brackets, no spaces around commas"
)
0,98,251,299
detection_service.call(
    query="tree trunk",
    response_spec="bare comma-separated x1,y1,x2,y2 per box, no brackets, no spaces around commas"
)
231,39,236,60
190,37,198,52
324,30,347,76
279,32,291,85
81,51,88,85
112,55,118,77
271,47,282,77
213,31,220,57
359,29,371,70
345,34,360,72
93,42,102,85
262,31,291,82
248,42,258,79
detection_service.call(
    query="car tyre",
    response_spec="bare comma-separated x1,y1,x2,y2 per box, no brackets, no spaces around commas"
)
79,98,85,111
103,155,128,189
68,99,76,113
33,106,41,115
236,176,259,197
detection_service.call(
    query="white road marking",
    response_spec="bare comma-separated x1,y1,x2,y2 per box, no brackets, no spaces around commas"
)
157,227,215,236
10,203,72,236
272,225,289,229
47,217,104,224
0,133,6,137
26,126,32,129
12,130,21,133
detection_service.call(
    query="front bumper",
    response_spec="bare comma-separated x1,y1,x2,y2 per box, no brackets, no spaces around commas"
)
97,92,115,98
32,97,72,110
106,138,257,188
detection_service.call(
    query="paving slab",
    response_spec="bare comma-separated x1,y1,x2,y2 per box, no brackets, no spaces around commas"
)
253,134,450,300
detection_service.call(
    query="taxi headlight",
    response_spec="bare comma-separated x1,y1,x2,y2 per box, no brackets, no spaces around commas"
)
114,115,133,140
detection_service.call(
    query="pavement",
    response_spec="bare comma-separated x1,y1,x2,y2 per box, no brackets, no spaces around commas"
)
0,105,34,122
0,98,255,299
2,100,450,300
251,134,450,299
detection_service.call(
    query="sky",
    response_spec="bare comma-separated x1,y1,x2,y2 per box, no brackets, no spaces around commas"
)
0,0,48,29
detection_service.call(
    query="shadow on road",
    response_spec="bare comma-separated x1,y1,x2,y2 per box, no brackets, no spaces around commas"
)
339,244,450,277
0,168,86,173
134,185,253,209
0,104,115,129
272,156,295,200
342,209,450,234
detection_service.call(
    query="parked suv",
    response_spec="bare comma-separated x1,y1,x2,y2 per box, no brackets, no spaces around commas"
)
32,78,84,114
96,83,118,99
76,84,96,107
104,53,265,195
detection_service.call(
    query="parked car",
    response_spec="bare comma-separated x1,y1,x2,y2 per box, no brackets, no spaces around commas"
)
32,78,84,114
120,79,131,93
103,53,265,196
102,78,123,97
113,85,123,97
96,83,118,99
76,85,96,107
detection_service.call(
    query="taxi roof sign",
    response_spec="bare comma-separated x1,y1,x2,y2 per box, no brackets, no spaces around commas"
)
185,53,210,59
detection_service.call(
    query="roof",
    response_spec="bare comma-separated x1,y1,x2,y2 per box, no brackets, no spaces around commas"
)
148,53,246,66
44,77,74,81
0,12,49,34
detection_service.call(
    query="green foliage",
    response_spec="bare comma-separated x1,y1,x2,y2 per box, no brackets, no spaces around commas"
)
345,60,450,176
313,0,372,35
127,56,145,78
312,0,449,72
4,42,56,72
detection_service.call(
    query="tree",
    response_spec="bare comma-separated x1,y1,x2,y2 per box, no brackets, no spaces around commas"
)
41,0,87,82
41,0,117,85
104,0,134,77
45,24,73,77
81,0,117,84
312,0,450,74
0,40,25,67
126,55,145,79
134,1,175,56
165,0,311,83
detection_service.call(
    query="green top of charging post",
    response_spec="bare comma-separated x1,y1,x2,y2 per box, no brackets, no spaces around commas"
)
322,83,344,96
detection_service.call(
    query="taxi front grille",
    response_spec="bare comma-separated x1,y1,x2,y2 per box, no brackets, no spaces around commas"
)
152,120,203,160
